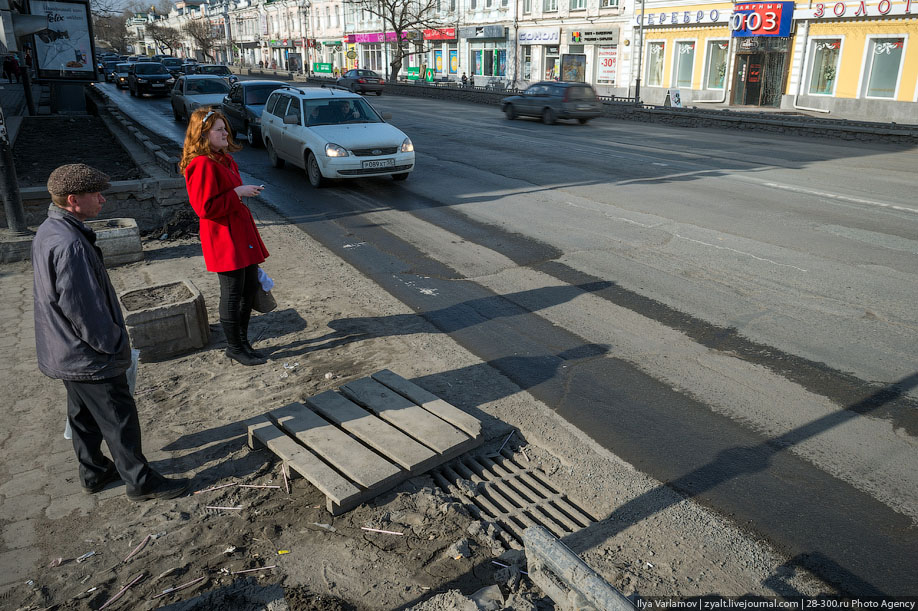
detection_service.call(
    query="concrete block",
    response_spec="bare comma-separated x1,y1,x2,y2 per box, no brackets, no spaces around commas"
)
84,218,143,266
120,280,210,362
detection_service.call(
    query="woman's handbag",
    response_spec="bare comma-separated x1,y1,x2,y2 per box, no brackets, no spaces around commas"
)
253,267,277,313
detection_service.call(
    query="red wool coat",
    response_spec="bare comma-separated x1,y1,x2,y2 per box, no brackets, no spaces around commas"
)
184,153,269,272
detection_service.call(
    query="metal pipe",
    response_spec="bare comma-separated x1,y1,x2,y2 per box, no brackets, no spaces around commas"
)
634,0,645,103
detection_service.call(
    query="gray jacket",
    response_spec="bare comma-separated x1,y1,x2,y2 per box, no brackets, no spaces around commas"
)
32,205,130,381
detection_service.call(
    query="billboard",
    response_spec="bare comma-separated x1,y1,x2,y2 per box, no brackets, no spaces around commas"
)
27,0,97,81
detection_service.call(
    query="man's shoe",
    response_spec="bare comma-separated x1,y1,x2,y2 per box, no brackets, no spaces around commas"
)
126,474,189,502
82,464,122,494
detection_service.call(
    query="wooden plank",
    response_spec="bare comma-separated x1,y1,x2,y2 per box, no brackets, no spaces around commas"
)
341,378,475,455
270,402,403,490
247,416,360,508
306,390,439,473
371,369,482,439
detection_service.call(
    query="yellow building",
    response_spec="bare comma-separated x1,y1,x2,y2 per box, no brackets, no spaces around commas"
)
632,0,918,121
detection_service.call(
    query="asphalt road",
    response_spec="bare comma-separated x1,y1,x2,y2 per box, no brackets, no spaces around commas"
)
101,80,918,596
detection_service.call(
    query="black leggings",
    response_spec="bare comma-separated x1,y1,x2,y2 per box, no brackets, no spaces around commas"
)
217,264,258,324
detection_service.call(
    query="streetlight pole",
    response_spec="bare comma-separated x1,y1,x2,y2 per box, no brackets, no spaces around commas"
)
634,0,645,103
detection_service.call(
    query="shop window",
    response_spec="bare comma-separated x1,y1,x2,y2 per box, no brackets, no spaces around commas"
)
522,45,532,80
545,45,560,79
807,39,840,95
704,40,728,89
646,41,665,87
673,41,695,88
363,44,383,71
571,0,586,9
471,47,507,76
863,37,904,98
543,0,558,12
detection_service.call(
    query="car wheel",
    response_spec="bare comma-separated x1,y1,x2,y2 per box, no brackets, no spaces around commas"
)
306,152,325,188
578,118,589,125
504,104,516,120
542,107,556,125
376,90,382,96
350,83,358,93
266,139,285,168
392,172,409,181
246,123,260,148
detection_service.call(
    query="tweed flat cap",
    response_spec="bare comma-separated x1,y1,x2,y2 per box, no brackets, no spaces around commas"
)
47,164,111,197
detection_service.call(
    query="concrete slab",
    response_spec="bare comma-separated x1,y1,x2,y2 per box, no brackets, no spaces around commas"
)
371,369,482,438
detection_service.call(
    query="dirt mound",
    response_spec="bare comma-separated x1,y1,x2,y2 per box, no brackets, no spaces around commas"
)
147,206,200,240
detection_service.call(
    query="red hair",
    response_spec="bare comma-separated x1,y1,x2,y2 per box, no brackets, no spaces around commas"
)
179,107,242,173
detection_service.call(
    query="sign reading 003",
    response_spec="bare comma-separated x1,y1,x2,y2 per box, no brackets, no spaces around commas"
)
730,2,794,37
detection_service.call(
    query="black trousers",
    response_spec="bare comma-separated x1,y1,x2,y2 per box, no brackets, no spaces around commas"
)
217,264,258,325
63,373,151,492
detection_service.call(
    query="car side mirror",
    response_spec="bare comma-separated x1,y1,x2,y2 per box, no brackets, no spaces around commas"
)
223,96,231,104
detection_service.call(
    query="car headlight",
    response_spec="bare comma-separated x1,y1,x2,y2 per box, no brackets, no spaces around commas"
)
166,78,174,83
400,137,414,153
325,143,349,158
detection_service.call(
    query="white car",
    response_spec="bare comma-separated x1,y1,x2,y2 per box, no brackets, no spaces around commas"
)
170,74,232,122
260,86,414,187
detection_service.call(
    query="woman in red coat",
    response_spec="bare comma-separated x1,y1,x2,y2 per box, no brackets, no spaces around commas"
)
181,108,270,366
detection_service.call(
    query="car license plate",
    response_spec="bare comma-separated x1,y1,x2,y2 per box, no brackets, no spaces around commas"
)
152,83,164,87
362,159,395,169
577,104,592,110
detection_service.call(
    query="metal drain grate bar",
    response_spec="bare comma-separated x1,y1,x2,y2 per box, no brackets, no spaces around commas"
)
433,469,521,550
435,450,594,547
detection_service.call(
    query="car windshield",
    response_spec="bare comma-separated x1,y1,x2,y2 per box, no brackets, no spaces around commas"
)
566,86,596,100
304,98,382,126
245,85,282,105
187,79,231,94
162,58,183,67
199,66,230,75
116,63,132,72
135,63,168,75
356,70,379,78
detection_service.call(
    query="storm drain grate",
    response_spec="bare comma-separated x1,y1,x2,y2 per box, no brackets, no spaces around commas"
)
434,450,595,550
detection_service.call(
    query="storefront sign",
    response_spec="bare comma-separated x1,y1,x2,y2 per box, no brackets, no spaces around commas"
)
313,62,332,73
423,28,456,40
320,40,342,48
793,0,916,18
458,25,506,39
30,0,97,81
569,28,619,44
731,2,794,37
406,66,420,80
636,9,728,26
596,45,617,84
518,27,561,44
347,31,409,44
268,39,291,48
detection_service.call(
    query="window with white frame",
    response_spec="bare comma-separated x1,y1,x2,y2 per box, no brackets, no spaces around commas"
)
522,45,532,80
544,45,559,79
646,41,665,86
863,37,903,98
334,5,340,27
600,0,618,7
807,39,840,95
704,40,728,89
362,44,383,70
486,0,493,8
523,0,531,12
449,0,456,10
470,0,477,9
673,41,695,88
571,0,585,9
543,0,558,12
501,0,509,7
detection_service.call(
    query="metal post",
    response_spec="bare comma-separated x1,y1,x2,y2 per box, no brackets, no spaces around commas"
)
634,0,645,104
0,104,29,236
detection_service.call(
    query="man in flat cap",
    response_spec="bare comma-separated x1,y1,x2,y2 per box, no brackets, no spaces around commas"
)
32,164,188,501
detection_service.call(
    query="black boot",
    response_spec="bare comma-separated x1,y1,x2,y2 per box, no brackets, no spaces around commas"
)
222,321,265,366
239,309,266,359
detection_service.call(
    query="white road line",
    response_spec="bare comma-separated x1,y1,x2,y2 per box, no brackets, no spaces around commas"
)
761,182,918,215
674,234,808,273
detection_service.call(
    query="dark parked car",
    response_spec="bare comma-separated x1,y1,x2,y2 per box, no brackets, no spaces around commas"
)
336,69,384,95
102,60,120,82
128,62,174,96
112,62,133,89
501,81,602,125
220,80,286,146
196,64,238,83
170,74,231,121
161,57,185,77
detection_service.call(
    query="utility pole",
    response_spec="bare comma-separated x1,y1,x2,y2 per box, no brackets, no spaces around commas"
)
634,0,645,104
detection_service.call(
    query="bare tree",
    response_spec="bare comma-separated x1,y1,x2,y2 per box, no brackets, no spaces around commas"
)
183,18,220,62
343,0,449,80
93,13,134,53
147,21,183,55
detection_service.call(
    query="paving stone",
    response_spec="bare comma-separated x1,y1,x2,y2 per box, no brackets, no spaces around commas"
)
0,493,49,521
45,492,96,520
2,518,37,549
0,468,46,496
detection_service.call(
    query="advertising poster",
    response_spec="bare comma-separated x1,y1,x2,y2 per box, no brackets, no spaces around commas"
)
596,45,617,84
28,0,96,80
560,54,586,82
449,49,458,74
434,49,443,72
